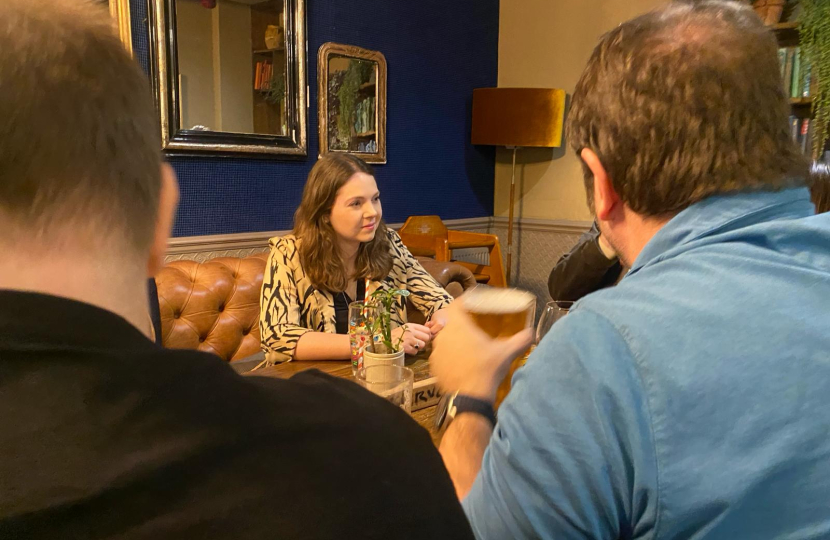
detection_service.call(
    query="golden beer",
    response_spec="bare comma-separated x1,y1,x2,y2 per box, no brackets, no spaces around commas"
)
463,287,535,408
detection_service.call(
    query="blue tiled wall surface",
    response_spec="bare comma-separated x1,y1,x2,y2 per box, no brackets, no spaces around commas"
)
131,0,498,237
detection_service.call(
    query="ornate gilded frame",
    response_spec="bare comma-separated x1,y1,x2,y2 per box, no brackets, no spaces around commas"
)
108,0,133,55
318,43,387,164
147,0,308,158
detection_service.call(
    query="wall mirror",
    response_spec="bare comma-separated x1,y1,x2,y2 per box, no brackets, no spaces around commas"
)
149,0,307,157
318,43,387,164
100,0,132,54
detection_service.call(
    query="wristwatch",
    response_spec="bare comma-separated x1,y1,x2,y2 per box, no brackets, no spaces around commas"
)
434,391,497,434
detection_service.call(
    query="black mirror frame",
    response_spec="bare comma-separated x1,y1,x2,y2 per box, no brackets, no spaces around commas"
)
147,0,308,158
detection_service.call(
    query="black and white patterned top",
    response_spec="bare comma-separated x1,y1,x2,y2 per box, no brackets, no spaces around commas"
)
259,229,453,361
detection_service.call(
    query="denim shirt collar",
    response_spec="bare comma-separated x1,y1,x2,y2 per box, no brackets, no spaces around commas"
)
628,187,814,276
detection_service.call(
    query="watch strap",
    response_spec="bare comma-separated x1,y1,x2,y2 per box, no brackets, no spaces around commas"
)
453,394,497,428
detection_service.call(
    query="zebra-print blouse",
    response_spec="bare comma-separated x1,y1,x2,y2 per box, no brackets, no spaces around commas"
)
259,229,453,362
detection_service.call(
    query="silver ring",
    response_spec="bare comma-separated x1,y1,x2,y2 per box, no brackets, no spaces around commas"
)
414,343,420,349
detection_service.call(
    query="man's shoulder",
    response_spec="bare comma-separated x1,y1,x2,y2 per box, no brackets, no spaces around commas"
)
519,305,641,407
3,345,473,538
83,346,448,483
164,360,473,537
529,288,661,388
535,304,634,368
569,229,830,370
141,348,411,427
164,352,440,453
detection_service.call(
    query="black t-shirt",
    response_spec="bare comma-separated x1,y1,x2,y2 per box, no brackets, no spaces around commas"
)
333,279,366,335
0,290,473,539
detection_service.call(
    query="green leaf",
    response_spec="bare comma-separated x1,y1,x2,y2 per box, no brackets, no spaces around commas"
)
359,287,409,352
799,0,830,159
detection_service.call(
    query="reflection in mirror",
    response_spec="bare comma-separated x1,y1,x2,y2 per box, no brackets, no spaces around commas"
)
318,43,386,163
175,0,286,136
149,0,306,157
326,56,377,153
93,0,132,54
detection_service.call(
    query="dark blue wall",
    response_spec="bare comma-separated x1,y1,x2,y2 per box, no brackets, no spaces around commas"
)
131,0,498,237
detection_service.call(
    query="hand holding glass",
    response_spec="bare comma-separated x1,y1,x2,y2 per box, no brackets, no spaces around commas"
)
462,286,536,408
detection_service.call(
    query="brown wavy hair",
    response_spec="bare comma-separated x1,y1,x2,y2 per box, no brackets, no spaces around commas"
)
293,154,393,292
567,1,809,217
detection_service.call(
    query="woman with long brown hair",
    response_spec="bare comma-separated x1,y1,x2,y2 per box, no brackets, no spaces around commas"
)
259,154,453,361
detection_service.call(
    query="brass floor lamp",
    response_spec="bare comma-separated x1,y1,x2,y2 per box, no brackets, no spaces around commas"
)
471,88,566,285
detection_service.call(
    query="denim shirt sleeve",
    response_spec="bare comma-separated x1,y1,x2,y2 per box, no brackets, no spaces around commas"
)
462,308,659,540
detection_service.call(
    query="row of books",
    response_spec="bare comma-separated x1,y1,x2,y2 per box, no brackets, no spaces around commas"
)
790,116,812,155
778,46,813,99
254,61,274,91
354,97,375,135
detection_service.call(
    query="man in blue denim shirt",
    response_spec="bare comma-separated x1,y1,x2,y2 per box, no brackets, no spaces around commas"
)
431,2,830,538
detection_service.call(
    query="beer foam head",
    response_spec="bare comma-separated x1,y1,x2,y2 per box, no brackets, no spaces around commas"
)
463,286,535,314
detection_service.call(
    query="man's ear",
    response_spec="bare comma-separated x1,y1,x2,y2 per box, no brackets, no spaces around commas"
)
580,148,620,221
147,163,180,277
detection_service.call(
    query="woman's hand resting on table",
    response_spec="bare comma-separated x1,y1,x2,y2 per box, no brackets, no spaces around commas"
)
392,324,432,355
425,307,450,336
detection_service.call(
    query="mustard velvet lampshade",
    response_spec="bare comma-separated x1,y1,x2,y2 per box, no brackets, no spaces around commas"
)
471,88,566,148
471,87,566,285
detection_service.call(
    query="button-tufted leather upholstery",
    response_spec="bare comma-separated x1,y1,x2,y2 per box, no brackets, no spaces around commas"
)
156,254,268,362
155,253,476,362
408,256,478,324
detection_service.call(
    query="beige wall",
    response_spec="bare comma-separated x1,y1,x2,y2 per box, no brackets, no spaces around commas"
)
177,0,216,130
496,0,666,221
212,0,254,133
175,0,254,133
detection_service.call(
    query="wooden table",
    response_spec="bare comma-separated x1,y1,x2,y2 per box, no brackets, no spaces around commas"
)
244,360,443,446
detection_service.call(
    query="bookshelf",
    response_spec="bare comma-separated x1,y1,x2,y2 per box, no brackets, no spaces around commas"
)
250,1,286,136
772,21,799,43
337,73,377,152
772,20,819,158
253,48,285,56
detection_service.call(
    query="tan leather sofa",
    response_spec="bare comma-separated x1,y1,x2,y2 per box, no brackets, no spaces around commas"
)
155,253,476,363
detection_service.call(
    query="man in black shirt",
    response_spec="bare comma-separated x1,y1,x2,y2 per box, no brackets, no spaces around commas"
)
0,1,473,538
547,222,623,302
548,167,830,304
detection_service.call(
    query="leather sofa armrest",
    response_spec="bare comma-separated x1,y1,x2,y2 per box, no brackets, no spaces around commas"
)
407,257,477,325
416,257,477,296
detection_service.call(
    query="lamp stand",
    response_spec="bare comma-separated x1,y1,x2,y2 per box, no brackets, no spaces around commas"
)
506,146,519,285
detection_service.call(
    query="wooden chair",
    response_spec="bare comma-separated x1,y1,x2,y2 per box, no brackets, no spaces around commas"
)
398,216,506,287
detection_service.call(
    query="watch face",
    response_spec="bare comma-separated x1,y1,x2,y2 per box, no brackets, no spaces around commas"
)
434,392,453,431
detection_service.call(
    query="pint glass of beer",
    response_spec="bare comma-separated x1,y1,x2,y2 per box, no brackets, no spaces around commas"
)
462,286,536,408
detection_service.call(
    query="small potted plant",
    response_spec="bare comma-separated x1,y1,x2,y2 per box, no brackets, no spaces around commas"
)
362,287,409,369
264,71,285,106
